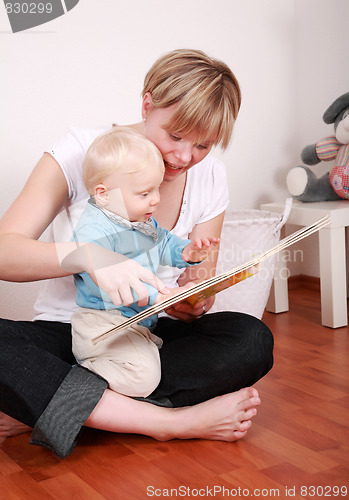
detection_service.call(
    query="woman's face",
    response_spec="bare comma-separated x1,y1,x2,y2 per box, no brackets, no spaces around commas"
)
142,94,216,182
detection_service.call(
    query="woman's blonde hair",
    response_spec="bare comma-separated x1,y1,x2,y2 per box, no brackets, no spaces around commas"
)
83,127,164,195
142,49,241,149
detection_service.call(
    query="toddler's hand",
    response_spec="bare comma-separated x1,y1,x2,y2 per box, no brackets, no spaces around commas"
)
247,262,261,275
154,283,195,305
182,237,220,263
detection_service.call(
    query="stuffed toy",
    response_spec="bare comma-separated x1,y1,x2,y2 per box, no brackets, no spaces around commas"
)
286,92,349,202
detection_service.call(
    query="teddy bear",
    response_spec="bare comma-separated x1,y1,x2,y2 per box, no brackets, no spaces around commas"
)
286,92,349,202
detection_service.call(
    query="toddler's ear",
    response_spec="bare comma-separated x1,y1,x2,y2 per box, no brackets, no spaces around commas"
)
94,184,109,207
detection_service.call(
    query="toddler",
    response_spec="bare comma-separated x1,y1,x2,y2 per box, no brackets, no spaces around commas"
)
71,127,218,397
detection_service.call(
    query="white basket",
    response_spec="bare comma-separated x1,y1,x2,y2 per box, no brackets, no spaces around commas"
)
210,201,291,318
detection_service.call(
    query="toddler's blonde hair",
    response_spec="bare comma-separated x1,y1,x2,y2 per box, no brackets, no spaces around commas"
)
83,127,164,195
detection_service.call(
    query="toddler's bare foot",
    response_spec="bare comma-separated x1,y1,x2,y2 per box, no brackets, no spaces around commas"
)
155,387,261,442
0,412,31,437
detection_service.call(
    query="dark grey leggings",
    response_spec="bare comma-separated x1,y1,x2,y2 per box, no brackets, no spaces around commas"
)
0,312,273,457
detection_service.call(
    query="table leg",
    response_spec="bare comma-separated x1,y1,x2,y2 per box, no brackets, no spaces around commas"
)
319,226,348,328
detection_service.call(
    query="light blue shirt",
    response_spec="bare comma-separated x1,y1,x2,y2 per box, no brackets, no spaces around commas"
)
73,202,193,329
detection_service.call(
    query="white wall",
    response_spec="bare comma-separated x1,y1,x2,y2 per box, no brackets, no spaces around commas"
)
0,0,348,320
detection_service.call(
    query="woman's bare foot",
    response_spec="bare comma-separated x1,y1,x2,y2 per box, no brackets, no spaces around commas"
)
0,412,31,437
87,386,260,444
155,387,261,442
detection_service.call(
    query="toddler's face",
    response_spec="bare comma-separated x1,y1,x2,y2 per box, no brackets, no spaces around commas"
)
102,157,163,222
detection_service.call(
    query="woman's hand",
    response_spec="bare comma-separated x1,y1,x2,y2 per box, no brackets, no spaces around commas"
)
164,295,215,322
155,281,215,322
165,213,224,322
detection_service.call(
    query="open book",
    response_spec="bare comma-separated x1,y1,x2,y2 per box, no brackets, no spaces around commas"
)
92,215,330,345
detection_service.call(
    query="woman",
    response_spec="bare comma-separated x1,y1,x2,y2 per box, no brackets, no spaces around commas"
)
0,49,273,458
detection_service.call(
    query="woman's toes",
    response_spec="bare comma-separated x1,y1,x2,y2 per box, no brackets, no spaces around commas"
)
237,419,252,432
238,398,260,413
242,408,257,421
233,429,249,440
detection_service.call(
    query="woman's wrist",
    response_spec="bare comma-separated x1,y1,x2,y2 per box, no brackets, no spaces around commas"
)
59,242,128,276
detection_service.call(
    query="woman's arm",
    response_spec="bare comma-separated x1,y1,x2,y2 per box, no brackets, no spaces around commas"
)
0,153,168,304
164,212,224,321
0,153,71,282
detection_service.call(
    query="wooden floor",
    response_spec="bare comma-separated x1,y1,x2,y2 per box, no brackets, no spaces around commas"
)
1,287,348,500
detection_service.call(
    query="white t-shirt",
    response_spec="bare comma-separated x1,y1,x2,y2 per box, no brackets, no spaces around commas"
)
33,126,229,323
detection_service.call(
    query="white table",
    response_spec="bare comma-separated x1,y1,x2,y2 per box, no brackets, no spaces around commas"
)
261,201,349,328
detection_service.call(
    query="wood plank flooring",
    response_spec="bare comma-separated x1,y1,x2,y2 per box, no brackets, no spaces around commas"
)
1,286,348,499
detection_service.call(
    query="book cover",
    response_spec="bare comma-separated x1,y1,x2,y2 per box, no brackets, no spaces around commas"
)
92,215,330,345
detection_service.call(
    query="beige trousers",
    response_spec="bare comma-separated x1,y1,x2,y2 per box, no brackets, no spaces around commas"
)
71,308,162,398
